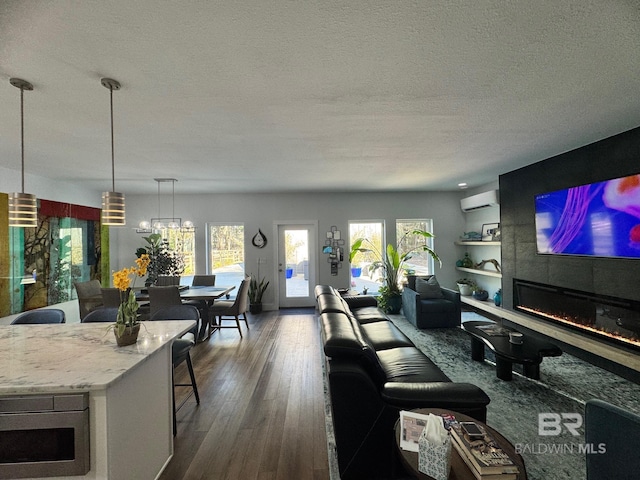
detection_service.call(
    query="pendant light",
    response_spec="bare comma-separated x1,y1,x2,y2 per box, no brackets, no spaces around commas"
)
8,78,37,228
139,178,194,233
101,78,126,226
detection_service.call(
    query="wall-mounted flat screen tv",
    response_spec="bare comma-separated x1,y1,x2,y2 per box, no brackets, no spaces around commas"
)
535,173,640,259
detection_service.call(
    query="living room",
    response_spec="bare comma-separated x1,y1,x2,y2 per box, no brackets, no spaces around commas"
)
1,2,640,479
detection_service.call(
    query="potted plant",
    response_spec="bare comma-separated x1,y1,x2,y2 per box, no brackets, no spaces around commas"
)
456,278,475,296
136,233,185,286
350,230,441,313
111,254,150,346
248,274,269,314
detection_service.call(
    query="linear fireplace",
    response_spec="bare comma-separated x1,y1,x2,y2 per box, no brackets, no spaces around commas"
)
513,279,640,351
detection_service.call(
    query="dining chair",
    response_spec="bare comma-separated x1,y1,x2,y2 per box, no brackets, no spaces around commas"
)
150,305,201,435
156,275,181,286
101,288,123,308
11,309,66,324
191,275,216,287
208,276,250,338
184,275,217,325
74,280,103,320
148,286,183,317
82,307,118,323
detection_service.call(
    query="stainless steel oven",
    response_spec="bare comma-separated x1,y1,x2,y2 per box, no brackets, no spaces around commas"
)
0,393,90,478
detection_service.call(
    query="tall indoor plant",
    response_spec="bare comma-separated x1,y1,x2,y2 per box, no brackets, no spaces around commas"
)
136,233,185,286
349,230,441,313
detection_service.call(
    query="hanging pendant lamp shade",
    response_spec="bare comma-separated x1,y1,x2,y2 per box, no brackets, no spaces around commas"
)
101,78,126,226
8,78,37,228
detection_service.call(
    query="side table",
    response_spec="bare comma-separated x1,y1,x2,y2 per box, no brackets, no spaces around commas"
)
394,408,527,480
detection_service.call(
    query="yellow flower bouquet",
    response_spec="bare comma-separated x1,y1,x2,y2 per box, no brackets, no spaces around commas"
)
112,254,150,340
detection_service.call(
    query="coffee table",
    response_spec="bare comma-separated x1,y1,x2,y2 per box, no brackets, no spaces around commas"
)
462,320,562,381
394,408,527,480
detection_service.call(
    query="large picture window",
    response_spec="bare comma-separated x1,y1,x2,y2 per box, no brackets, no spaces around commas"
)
349,221,384,294
396,219,435,277
206,223,245,288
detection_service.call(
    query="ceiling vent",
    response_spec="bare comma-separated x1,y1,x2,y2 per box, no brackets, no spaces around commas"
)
460,190,499,212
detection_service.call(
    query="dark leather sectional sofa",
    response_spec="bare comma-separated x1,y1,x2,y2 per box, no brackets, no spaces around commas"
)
316,285,490,479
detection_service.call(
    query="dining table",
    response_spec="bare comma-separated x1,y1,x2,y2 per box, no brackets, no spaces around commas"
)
136,285,236,341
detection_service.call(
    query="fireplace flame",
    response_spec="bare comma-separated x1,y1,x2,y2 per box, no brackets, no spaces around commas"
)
518,306,640,349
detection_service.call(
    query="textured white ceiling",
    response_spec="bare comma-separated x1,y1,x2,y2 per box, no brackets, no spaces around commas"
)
1,1,639,194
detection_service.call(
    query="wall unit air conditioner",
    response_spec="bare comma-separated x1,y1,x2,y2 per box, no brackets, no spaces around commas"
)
460,190,499,212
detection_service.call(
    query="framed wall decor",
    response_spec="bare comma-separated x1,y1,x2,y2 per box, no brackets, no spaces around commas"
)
481,223,500,242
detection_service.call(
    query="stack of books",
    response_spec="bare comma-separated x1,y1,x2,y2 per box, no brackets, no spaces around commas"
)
449,422,520,480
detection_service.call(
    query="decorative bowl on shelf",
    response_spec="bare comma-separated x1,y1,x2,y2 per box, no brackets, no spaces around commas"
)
472,289,489,301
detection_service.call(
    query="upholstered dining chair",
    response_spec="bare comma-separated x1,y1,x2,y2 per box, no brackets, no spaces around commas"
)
191,275,216,287
150,305,201,435
148,286,183,317
184,275,217,325
208,275,250,338
74,280,103,320
11,308,66,324
101,288,123,308
156,275,181,286
82,307,118,323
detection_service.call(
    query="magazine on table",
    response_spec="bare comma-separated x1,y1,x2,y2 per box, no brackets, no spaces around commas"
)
450,422,519,475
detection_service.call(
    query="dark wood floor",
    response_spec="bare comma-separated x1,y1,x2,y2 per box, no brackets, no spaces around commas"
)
159,309,330,480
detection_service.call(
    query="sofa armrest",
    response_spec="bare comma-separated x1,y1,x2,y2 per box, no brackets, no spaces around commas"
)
381,382,490,410
343,295,378,309
440,287,461,323
401,287,420,322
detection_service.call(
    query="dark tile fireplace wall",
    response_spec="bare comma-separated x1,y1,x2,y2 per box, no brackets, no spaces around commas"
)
499,125,640,378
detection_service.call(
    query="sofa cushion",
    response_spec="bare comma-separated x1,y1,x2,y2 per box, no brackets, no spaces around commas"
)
361,321,414,350
343,295,378,309
376,347,451,383
415,276,444,299
320,313,368,358
419,298,455,313
317,293,348,314
351,306,389,324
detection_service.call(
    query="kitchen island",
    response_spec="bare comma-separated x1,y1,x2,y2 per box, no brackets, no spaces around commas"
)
0,320,195,480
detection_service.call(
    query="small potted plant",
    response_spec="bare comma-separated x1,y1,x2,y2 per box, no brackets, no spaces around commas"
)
111,254,150,346
248,274,269,314
456,278,475,296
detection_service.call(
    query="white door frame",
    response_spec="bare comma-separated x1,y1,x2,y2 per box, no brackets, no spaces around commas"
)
273,220,319,309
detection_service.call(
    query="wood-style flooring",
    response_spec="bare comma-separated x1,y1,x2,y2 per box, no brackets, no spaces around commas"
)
159,308,330,480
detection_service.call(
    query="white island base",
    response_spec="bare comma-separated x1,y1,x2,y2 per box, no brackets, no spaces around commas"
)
0,320,196,480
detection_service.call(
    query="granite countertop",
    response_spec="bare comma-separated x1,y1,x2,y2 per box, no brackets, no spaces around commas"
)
0,321,195,394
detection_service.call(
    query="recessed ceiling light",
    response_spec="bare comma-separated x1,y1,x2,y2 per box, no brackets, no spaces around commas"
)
458,183,468,189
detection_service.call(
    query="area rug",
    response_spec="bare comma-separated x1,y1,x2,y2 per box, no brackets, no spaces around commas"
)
322,311,640,480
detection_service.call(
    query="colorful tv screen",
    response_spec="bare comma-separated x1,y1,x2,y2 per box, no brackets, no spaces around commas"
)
535,173,640,259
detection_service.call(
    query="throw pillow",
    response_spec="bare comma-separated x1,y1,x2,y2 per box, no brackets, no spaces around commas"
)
415,276,444,299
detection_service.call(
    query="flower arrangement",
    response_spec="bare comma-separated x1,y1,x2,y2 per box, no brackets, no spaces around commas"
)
112,254,150,338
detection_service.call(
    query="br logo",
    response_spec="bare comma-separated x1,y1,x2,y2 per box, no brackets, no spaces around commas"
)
538,413,582,436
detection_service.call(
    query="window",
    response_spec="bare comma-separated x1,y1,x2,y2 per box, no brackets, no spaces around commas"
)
162,228,196,275
206,224,245,288
396,219,435,278
349,221,384,293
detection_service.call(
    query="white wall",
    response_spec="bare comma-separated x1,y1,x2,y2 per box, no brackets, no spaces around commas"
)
109,190,467,309
0,166,101,208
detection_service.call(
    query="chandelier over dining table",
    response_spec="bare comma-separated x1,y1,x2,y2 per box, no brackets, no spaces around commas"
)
138,178,195,233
